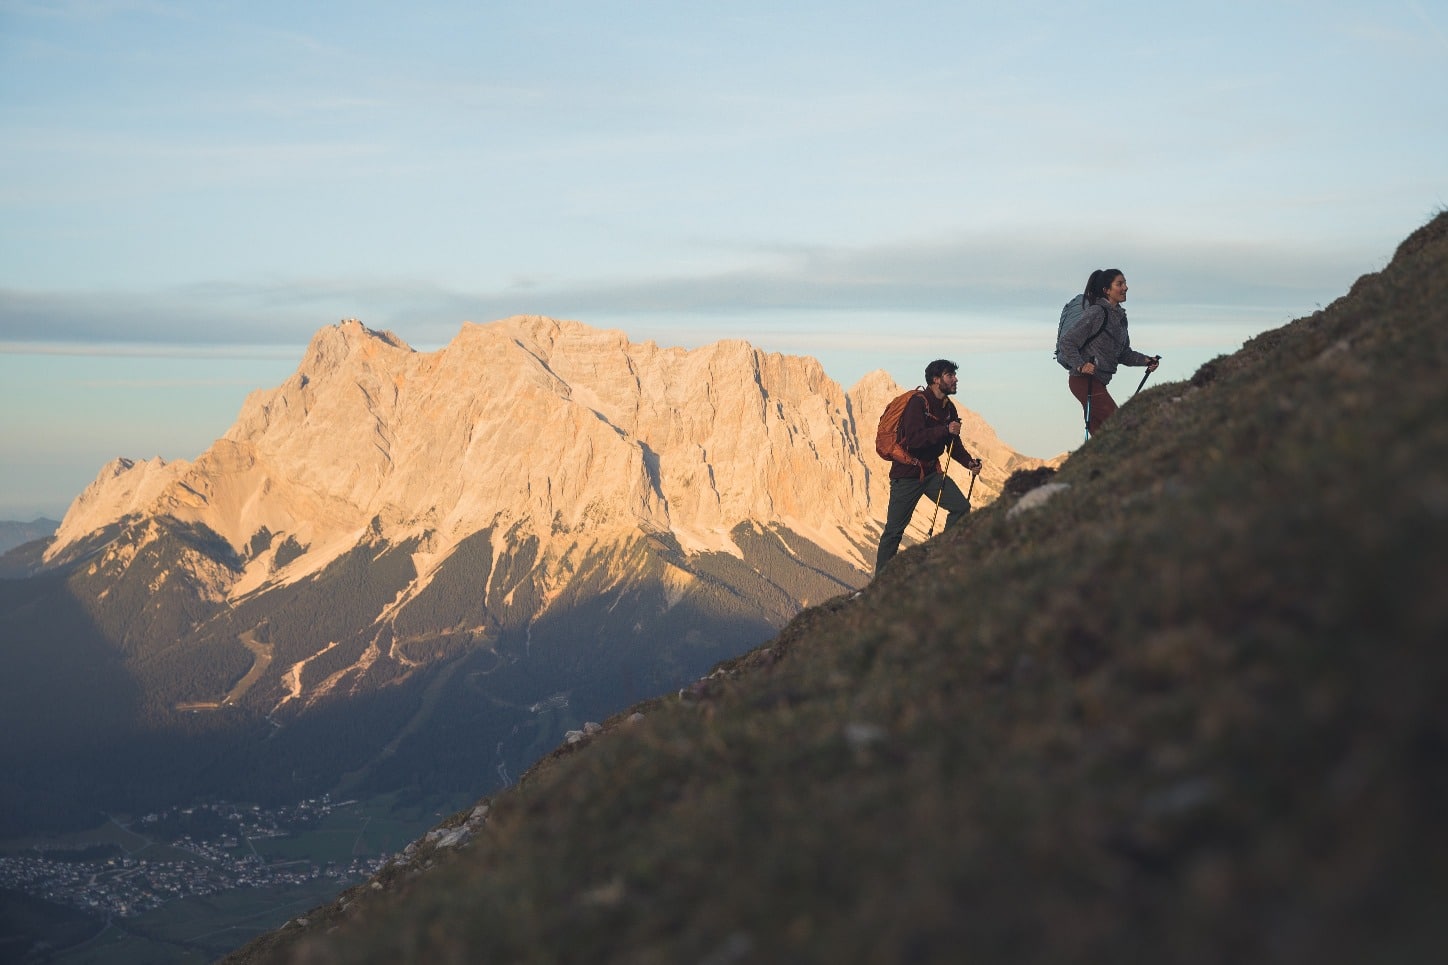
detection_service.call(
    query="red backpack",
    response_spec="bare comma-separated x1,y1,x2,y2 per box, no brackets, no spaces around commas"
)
874,389,927,471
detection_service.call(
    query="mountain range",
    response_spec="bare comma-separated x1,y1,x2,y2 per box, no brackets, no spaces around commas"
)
0,316,1046,834
224,210,1448,964
0,518,57,556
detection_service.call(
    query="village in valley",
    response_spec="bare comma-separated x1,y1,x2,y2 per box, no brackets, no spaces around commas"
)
0,796,400,919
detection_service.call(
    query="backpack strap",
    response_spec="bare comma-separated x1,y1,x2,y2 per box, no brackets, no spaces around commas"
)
898,390,943,479
907,390,932,478
1078,303,1111,355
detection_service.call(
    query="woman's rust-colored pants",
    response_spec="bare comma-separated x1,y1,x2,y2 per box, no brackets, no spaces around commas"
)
1069,375,1117,435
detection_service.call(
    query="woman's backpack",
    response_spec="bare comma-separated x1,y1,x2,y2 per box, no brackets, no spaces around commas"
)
1055,295,1110,369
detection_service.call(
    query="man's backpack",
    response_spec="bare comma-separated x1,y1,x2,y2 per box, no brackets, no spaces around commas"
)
875,389,927,471
1055,294,1110,369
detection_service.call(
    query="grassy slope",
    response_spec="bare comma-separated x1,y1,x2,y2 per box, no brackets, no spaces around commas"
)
228,212,1448,965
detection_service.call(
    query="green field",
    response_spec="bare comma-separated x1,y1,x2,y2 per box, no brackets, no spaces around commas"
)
1,817,150,857
250,794,455,864
0,818,217,871
52,879,347,965
1,889,106,965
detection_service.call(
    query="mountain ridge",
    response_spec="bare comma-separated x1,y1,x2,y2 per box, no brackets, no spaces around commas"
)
225,210,1448,964
0,315,1049,837
0,517,58,555
41,315,1039,586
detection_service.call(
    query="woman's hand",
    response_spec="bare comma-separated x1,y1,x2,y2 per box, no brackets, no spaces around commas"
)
1080,362,1096,376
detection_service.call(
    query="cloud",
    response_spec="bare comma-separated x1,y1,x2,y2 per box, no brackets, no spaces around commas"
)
0,287,317,346
0,229,1375,358
512,231,1370,319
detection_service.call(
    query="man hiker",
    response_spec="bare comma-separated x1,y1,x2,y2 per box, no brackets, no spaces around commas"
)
874,359,983,574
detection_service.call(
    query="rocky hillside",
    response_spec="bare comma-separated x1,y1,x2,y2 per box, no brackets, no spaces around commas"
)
226,210,1448,964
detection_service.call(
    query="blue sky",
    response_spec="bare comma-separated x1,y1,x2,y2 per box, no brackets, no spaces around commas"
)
2,0,1445,520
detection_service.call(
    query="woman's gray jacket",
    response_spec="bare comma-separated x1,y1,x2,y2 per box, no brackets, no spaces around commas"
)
1058,301,1154,385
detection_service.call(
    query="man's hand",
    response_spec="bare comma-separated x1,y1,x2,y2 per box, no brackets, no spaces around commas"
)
947,420,961,436
968,457,983,475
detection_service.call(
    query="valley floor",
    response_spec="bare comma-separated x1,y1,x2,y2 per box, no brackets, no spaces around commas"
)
0,792,461,965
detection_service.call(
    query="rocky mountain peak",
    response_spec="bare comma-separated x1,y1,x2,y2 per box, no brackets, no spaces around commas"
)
43,319,1046,588
51,455,184,555
306,318,413,361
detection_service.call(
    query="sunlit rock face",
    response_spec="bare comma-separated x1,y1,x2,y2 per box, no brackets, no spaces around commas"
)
50,315,1044,603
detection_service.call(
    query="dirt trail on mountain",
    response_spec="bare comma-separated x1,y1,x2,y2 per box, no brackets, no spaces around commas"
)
224,629,273,704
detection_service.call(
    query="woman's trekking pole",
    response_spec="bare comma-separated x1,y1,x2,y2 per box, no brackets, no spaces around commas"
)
1083,375,1094,441
1132,356,1161,397
926,441,955,537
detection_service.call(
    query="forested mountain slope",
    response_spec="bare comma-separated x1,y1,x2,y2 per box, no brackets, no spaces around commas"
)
229,211,1448,964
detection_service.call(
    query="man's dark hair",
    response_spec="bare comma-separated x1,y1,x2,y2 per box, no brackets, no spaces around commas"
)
925,359,958,383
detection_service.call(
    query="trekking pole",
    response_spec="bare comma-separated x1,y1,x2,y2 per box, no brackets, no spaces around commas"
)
1083,374,1093,441
1132,356,1162,397
926,440,955,537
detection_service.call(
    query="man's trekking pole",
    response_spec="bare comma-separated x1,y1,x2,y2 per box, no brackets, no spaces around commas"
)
926,441,955,537
1132,356,1162,397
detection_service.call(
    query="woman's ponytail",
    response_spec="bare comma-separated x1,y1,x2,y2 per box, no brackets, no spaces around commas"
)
1084,269,1123,305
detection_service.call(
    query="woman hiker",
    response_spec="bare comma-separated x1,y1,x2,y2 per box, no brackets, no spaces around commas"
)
1057,268,1160,435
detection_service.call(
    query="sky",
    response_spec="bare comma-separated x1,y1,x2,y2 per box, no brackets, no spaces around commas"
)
2,0,1445,521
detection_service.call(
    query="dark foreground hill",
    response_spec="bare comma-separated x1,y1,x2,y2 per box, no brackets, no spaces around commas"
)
228,212,1448,965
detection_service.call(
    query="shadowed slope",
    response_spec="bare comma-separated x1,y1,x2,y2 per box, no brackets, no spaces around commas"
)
228,211,1448,964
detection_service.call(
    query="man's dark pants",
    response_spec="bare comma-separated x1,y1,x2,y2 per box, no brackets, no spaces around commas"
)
874,471,971,574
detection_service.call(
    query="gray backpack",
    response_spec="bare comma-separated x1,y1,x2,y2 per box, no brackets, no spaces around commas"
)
1055,294,1109,369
